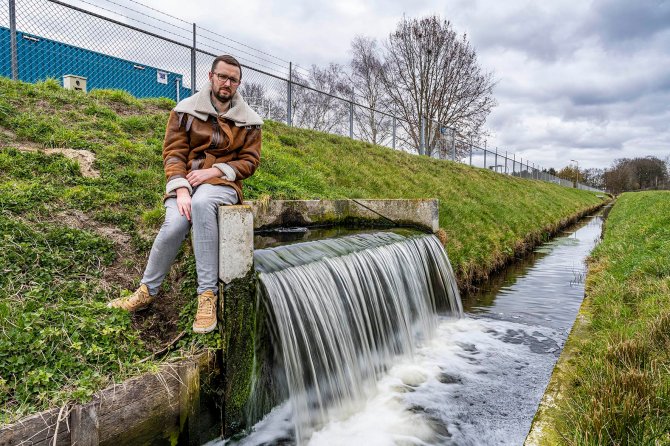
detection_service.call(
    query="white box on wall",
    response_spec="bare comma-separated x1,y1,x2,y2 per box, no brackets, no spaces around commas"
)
63,74,87,92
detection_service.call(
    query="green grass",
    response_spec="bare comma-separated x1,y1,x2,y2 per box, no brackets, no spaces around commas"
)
528,191,670,445
0,76,604,424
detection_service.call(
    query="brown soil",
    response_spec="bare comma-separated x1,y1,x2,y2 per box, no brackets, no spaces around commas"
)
16,145,100,178
2,127,100,178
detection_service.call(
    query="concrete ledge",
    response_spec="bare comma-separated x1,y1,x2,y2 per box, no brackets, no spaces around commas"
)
243,199,440,233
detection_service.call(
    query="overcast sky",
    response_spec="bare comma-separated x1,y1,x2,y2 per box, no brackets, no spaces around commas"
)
91,0,670,170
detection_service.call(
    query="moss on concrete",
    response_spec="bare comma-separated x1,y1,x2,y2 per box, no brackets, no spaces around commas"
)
220,269,258,436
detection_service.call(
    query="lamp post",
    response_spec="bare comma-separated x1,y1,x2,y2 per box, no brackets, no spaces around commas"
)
570,159,579,187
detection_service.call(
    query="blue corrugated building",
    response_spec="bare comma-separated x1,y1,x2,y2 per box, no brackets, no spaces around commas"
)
1,26,191,101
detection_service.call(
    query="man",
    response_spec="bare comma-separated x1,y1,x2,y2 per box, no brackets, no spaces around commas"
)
107,55,262,334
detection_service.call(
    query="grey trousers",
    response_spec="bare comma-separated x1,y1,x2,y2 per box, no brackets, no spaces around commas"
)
141,183,238,296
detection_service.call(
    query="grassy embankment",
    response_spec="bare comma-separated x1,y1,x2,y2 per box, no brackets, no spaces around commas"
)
526,191,670,445
0,77,604,424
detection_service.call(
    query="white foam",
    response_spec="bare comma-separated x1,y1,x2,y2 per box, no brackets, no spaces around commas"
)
307,316,562,445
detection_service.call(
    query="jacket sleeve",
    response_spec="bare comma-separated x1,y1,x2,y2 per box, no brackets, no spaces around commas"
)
227,126,262,181
163,111,193,195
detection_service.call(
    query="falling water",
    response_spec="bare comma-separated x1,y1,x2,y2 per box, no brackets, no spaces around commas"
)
211,214,605,446
250,231,463,444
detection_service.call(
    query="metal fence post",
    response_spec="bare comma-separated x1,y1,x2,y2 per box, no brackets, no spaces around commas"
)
175,78,180,103
287,62,292,126
392,116,396,149
451,129,456,161
349,102,354,139
9,0,18,81
505,151,508,174
419,115,425,155
191,23,196,95
483,144,487,169
494,147,498,172
469,141,472,166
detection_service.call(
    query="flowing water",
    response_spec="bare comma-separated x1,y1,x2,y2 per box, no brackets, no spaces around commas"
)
212,212,603,446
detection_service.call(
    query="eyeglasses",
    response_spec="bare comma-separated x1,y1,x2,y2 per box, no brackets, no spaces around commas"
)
212,72,240,85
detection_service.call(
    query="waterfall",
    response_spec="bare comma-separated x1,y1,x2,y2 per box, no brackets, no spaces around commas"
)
251,231,462,444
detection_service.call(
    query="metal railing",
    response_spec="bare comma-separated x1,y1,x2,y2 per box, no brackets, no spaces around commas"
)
1,0,602,193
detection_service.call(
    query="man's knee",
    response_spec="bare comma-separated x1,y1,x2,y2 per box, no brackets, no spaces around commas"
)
191,194,217,218
161,213,190,240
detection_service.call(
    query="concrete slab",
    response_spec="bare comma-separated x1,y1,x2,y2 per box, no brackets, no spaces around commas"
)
218,205,254,284
244,199,439,233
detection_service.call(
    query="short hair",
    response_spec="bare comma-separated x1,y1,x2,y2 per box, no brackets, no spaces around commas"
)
211,55,242,80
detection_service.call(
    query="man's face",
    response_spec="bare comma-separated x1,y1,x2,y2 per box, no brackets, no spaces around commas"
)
209,61,241,102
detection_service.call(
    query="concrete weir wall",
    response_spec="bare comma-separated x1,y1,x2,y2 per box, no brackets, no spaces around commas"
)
217,198,440,437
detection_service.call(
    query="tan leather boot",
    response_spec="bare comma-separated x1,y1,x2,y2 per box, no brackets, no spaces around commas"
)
107,284,154,311
192,290,218,333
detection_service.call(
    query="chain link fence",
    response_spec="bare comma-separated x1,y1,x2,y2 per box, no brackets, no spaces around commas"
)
1,0,602,193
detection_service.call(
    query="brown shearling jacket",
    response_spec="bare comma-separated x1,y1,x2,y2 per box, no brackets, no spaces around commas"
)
162,83,263,203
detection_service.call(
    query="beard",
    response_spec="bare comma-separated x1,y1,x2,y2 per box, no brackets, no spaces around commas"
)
212,83,233,102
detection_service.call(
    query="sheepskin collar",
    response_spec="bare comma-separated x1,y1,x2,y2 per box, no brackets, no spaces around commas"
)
173,82,263,126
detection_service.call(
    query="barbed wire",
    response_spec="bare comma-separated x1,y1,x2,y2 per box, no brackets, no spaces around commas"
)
64,0,192,42
198,26,292,66
196,31,289,74
123,0,191,24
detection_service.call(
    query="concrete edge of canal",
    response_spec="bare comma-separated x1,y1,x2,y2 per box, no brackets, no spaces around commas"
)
524,307,594,445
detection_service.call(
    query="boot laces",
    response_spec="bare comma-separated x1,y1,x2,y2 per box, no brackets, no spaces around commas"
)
198,294,214,317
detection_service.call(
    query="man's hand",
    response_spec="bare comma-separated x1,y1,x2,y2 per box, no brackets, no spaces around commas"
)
176,187,192,221
186,168,222,187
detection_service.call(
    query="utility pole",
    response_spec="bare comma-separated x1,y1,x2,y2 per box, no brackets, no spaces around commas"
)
570,159,580,188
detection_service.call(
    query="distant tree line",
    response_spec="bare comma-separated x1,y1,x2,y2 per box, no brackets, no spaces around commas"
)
241,14,496,157
603,157,669,194
551,157,669,193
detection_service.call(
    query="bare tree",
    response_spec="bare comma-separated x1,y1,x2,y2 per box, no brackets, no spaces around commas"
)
349,36,393,146
289,64,351,134
380,15,496,156
240,82,285,122
285,67,309,127
582,168,605,189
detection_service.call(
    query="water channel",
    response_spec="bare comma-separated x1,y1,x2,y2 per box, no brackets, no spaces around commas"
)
212,210,605,446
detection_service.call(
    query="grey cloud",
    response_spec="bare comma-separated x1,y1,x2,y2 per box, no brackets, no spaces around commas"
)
584,0,670,45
